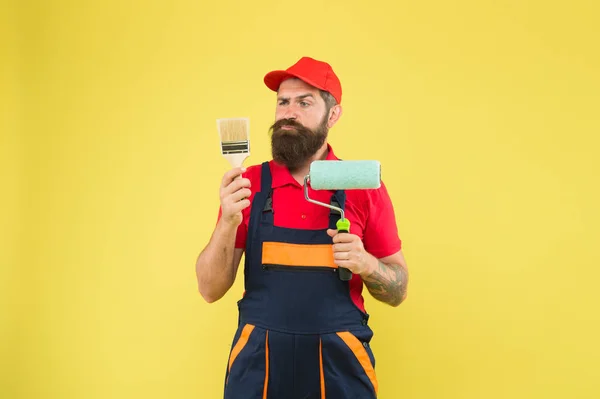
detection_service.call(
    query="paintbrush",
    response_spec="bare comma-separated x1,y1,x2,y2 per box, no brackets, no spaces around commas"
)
217,117,250,177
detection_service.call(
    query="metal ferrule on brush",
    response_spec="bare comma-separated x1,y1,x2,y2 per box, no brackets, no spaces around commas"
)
221,141,250,154
303,175,345,221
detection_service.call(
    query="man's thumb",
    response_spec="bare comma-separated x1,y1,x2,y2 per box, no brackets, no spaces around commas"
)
327,229,337,237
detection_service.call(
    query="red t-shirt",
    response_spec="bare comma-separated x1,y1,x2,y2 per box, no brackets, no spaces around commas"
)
217,144,402,312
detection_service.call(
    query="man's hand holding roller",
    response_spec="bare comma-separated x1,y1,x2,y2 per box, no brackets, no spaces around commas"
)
327,229,409,307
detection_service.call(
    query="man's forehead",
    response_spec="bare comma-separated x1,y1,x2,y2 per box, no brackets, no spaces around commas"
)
278,78,319,94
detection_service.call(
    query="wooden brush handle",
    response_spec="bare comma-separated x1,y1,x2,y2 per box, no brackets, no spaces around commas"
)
224,153,249,179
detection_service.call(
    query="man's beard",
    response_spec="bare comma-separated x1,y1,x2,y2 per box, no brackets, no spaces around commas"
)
269,116,328,172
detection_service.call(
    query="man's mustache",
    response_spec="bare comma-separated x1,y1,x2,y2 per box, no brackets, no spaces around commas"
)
270,118,308,132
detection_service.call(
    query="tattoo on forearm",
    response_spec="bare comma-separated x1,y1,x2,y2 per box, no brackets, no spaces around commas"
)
362,261,408,306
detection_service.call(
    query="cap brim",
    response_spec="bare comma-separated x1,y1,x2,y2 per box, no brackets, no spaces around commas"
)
264,70,293,91
264,70,325,93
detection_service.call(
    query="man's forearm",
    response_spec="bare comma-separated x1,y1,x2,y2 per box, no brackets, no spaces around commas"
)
195,220,238,302
361,256,409,307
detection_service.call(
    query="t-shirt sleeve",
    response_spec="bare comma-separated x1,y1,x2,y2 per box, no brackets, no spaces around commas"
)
362,180,402,259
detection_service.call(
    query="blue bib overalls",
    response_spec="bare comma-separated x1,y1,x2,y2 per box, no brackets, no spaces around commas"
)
223,162,378,399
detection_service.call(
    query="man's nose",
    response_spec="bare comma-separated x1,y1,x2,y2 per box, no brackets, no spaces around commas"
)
283,105,299,120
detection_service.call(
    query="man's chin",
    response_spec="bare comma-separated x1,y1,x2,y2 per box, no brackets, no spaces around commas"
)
272,154,304,171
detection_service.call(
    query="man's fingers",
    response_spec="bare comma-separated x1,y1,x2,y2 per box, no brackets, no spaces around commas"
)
333,243,353,252
223,176,250,194
229,188,252,203
331,232,354,244
221,177,251,198
333,260,355,271
230,199,251,213
221,167,247,187
333,251,352,260
222,198,250,219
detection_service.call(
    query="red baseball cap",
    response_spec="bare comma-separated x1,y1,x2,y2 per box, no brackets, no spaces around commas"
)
264,57,342,104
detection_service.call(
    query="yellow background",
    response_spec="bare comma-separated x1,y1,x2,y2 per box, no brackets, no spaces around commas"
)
2,0,599,398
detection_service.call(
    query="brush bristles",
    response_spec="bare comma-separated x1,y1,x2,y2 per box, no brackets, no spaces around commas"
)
217,118,249,143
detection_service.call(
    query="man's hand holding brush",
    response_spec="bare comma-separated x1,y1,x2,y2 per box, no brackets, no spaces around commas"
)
219,167,252,228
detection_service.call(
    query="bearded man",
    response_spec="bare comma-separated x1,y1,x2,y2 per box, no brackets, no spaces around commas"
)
195,56,409,399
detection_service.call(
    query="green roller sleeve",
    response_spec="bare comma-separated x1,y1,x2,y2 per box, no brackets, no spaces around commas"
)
309,160,381,190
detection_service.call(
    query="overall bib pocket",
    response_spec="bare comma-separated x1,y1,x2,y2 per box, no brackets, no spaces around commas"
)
261,241,338,273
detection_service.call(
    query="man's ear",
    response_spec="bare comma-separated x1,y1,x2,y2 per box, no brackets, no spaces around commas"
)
327,104,343,128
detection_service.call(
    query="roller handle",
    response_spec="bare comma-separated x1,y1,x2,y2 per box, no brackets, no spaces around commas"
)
336,219,353,281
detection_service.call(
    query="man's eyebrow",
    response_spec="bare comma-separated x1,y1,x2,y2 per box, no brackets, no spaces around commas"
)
296,93,315,100
277,93,315,101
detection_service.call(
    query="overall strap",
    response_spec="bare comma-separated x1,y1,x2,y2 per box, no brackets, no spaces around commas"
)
328,190,347,230
260,162,274,225
245,162,273,259
260,161,273,194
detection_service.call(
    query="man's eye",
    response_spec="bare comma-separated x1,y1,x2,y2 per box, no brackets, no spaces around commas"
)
300,101,309,107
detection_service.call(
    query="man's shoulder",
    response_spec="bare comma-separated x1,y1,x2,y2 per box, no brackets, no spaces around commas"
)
242,160,274,181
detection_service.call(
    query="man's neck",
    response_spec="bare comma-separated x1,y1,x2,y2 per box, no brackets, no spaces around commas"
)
290,142,329,185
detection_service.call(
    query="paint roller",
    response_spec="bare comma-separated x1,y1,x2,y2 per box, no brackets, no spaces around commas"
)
303,160,381,281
